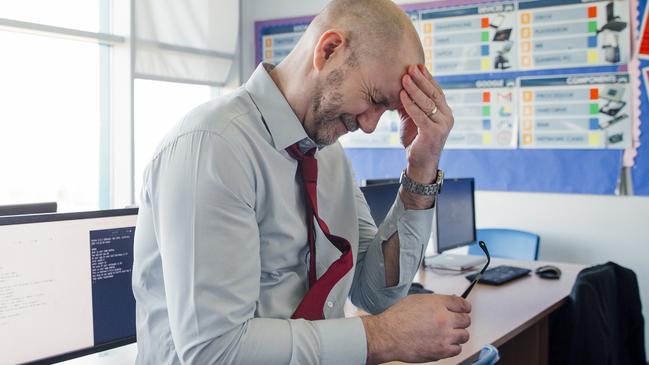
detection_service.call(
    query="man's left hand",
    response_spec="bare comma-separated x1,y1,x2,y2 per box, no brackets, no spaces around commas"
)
398,64,454,186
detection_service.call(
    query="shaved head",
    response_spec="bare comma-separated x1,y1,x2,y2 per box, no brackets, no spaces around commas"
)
270,0,426,146
308,0,424,65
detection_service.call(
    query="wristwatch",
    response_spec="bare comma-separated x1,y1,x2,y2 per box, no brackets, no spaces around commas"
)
399,169,444,196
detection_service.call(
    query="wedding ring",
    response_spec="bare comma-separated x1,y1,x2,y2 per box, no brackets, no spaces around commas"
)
426,105,438,119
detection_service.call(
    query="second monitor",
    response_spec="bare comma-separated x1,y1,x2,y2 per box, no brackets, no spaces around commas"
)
435,178,476,253
361,178,482,270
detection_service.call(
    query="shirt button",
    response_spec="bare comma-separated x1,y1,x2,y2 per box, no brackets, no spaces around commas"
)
327,301,334,308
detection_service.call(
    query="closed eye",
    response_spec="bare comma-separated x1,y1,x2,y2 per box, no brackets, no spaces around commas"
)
370,95,390,109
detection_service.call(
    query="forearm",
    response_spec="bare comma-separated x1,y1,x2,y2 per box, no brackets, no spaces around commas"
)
173,317,367,365
382,232,401,287
382,185,434,287
361,315,394,365
351,199,433,314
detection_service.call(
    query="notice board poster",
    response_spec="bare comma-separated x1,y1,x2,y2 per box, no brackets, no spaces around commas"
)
519,73,631,149
255,0,643,195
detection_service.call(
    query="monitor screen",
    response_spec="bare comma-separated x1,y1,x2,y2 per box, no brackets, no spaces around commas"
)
0,202,57,216
361,178,400,186
360,183,400,227
436,178,476,253
0,209,138,365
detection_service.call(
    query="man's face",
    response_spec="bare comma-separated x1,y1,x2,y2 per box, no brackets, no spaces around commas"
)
304,53,405,147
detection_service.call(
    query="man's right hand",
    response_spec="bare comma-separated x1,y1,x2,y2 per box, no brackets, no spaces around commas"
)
361,294,472,364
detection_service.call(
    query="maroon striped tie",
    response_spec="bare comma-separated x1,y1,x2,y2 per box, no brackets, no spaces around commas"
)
286,143,354,320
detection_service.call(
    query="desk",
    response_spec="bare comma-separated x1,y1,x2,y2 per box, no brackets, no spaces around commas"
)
346,258,585,365
66,259,584,365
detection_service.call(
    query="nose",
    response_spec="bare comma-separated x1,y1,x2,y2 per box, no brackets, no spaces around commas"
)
357,107,385,134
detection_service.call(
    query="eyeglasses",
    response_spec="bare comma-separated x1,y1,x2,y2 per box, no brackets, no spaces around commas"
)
461,240,490,299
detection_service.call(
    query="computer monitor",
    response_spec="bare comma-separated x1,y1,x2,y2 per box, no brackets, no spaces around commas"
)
436,178,476,253
360,183,400,226
360,178,477,249
361,178,400,186
0,208,138,365
606,1,614,22
0,202,57,216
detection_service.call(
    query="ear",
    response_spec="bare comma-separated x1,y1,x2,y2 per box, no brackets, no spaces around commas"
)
313,30,346,72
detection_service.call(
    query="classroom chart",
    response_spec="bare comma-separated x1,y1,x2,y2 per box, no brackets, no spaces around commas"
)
420,3,518,75
518,0,630,70
441,78,518,148
260,23,307,65
518,73,631,149
256,0,633,151
256,0,647,195
256,0,631,74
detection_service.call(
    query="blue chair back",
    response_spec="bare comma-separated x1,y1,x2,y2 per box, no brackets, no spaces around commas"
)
468,228,540,261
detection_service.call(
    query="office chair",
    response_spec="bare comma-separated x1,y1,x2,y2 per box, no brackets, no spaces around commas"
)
467,228,540,261
469,345,500,365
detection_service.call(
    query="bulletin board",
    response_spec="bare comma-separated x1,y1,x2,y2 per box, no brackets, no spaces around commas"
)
633,0,649,195
255,0,648,195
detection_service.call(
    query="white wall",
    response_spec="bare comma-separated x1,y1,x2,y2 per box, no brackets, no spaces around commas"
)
241,0,649,354
476,191,649,355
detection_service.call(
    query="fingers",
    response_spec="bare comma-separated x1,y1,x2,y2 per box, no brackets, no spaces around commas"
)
418,64,446,101
443,344,463,358
413,65,452,117
399,89,433,132
401,65,453,132
444,295,472,314
452,312,472,329
402,74,439,122
450,329,470,346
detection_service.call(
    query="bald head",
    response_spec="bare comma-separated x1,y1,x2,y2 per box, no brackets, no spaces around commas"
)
308,0,424,65
269,0,427,146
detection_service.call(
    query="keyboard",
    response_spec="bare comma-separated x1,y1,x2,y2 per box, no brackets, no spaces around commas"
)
466,265,532,285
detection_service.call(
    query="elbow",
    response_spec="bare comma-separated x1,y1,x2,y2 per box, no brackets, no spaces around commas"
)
176,325,248,365
350,281,404,315
350,284,384,315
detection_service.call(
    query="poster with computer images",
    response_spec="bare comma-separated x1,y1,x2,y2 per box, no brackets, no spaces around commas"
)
518,73,631,149
518,0,630,70
441,78,518,149
420,3,517,75
258,0,632,150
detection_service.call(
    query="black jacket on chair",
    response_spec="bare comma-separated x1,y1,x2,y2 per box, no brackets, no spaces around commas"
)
549,262,646,365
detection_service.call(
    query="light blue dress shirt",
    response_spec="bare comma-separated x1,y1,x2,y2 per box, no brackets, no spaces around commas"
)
132,63,433,365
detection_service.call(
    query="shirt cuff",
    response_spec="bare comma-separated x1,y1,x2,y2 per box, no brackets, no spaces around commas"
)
378,195,433,285
314,317,367,365
378,195,433,246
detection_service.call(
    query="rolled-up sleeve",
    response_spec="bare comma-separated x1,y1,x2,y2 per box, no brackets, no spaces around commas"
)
349,184,433,314
143,130,367,364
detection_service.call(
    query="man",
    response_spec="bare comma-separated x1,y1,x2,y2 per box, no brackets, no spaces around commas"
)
132,0,471,364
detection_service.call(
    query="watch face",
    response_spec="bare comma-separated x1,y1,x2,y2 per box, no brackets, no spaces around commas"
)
436,170,444,186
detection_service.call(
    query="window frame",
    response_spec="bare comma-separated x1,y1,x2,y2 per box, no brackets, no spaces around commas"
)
0,0,232,210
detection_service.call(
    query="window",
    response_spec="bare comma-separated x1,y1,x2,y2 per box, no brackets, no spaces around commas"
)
133,79,212,201
0,1,237,212
0,0,101,32
0,31,101,212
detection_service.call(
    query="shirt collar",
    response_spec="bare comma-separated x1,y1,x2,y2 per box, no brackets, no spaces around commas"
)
244,63,315,152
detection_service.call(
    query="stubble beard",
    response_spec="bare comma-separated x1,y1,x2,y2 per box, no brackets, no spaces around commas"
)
308,68,359,147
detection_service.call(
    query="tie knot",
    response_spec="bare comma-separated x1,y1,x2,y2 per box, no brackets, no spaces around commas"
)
287,143,315,160
287,143,317,183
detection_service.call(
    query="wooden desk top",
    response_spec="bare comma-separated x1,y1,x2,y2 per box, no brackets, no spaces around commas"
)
345,258,585,365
